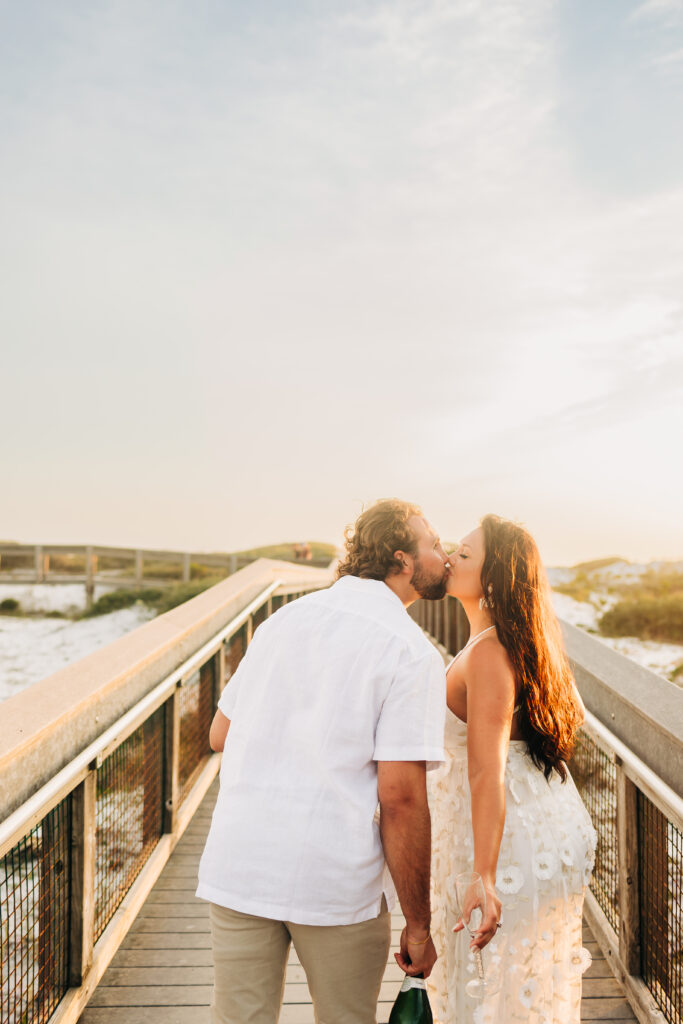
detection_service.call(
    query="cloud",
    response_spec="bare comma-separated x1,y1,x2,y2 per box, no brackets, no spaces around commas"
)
630,0,683,23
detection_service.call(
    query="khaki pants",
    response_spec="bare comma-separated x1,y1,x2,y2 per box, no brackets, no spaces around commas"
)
209,898,391,1024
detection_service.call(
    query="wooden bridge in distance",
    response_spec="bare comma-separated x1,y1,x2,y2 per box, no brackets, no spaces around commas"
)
1,559,681,1024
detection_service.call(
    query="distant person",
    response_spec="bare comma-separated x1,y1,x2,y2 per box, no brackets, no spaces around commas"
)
197,499,451,1024
427,515,596,1022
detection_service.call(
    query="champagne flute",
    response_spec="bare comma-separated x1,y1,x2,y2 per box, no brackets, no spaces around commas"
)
454,871,487,999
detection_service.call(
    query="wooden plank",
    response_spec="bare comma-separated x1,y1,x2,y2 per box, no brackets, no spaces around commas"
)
113,949,213,968
98,966,214,986
145,891,208,905
81,1010,210,1024
124,933,213,949
579,998,640,1020
137,905,209,918
129,918,211,933
88,985,213,1006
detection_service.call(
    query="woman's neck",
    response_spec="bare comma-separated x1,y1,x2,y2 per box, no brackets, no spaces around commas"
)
459,597,494,639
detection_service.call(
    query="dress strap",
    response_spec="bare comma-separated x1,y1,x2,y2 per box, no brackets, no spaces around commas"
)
447,625,496,669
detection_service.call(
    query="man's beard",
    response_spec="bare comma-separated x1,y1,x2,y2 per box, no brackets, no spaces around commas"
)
410,559,448,601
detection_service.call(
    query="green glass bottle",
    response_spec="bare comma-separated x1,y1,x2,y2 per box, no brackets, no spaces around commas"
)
387,974,433,1024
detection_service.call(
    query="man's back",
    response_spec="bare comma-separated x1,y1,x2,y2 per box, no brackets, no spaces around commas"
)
196,575,445,925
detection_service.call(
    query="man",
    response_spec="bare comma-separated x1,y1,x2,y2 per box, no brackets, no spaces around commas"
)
197,499,450,1024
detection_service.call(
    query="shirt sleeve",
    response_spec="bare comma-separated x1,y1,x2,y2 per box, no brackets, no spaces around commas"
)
373,643,446,769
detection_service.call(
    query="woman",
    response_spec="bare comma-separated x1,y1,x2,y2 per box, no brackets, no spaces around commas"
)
427,515,596,1024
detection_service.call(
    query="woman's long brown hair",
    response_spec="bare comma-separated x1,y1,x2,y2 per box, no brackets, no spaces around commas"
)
480,514,581,781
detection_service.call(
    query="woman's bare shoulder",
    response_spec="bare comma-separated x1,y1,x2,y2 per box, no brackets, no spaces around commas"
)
466,635,515,685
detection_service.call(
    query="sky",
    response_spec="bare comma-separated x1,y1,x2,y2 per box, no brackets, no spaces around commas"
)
1,0,682,566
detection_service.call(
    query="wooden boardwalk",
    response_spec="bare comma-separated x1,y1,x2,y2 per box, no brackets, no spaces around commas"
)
81,782,636,1024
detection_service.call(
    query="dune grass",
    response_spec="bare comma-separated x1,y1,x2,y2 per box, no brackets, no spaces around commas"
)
599,596,683,644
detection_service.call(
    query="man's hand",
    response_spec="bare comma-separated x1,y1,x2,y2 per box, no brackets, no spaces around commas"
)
453,885,502,951
395,925,438,978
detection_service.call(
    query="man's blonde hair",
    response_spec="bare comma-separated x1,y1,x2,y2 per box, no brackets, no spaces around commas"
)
336,499,422,581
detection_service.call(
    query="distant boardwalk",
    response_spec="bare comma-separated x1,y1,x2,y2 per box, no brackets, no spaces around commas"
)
81,781,636,1024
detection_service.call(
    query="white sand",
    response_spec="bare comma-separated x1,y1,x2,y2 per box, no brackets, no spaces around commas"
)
0,605,156,702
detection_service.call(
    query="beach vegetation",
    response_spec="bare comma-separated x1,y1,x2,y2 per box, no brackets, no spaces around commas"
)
599,597,683,644
0,597,21,613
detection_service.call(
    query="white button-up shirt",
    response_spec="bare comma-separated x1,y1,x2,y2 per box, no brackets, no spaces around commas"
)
196,575,446,925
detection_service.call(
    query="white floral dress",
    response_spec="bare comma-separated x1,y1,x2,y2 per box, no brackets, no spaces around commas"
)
427,706,597,1024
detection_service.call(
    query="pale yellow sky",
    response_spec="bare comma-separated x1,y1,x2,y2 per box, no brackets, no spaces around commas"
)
2,1,682,567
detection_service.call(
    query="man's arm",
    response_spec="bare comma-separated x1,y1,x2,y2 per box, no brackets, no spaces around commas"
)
377,760,437,978
209,709,230,752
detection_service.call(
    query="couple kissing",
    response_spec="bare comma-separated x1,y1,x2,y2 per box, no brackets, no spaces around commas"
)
196,498,596,1024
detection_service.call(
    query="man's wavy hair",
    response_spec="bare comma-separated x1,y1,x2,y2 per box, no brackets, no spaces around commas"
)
336,499,423,581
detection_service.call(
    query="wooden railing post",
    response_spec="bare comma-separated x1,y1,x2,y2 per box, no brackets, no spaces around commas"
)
35,544,44,583
182,553,191,583
616,763,641,975
215,646,226,702
85,546,94,611
69,771,96,985
135,550,143,586
163,688,180,834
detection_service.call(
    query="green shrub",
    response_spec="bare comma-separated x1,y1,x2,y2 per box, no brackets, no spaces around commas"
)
552,572,594,604
146,578,221,614
571,556,624,573
83,588,161,617
0,597,20,613
599,597,683,643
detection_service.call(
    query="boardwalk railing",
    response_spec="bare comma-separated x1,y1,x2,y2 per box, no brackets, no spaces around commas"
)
411,596,683,1024
0,543,332,607
0,558,333,1024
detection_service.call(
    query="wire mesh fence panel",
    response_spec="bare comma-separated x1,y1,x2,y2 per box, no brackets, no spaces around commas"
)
0,797,71,1024
94,707,164,940
639,792,682,1024
571,730,618,931
224,625,247,687
178,660,215,805
252,602,268,633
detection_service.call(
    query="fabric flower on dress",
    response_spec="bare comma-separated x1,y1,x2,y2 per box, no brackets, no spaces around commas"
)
533,849,558,880
568,946,592,975
496,864,524,894
560,844,574,866
518,977,538,1008
473,1004,495,1024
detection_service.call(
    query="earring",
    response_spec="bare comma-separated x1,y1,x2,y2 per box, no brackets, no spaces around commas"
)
479,584,494,610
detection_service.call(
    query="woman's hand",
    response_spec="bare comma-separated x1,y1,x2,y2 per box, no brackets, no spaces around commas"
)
452,882,501,950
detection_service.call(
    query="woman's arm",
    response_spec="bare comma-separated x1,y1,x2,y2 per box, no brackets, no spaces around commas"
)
464,641,515,949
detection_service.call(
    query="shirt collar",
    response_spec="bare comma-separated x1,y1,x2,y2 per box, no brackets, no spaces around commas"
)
334,574,407,610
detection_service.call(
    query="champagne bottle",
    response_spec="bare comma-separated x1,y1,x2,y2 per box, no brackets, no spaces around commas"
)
387,974,433,1024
